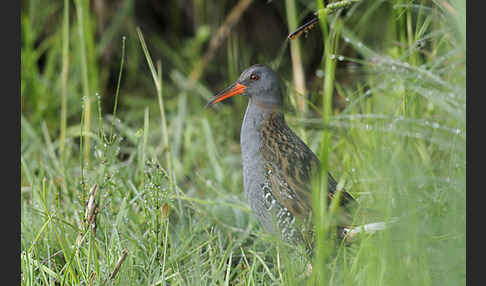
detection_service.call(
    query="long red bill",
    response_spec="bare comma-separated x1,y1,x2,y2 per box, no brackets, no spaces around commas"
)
206,83,247,107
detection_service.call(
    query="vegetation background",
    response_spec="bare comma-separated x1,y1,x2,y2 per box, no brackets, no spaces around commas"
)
21,0,465,285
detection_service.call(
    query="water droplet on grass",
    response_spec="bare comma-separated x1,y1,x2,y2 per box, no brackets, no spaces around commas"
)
95,149,103,159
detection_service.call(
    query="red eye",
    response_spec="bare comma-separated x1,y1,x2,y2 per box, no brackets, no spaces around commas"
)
250,74,259,80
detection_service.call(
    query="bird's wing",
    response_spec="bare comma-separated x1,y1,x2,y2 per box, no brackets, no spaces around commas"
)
259,113,356,224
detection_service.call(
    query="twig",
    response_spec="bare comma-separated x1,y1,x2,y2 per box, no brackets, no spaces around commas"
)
189,0,253,81
440,1,456,15
85,184,98,225
40,249,63,265
343,218,399,241
76,184,99,246
89,272,96,286
107,249,129,282
288,0,360,40
276,247,284,283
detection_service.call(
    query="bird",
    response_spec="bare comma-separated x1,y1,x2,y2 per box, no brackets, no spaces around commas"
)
206,64,357,249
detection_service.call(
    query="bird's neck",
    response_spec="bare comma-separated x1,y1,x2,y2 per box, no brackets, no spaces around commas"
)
241,98,283,137
241,99,284,168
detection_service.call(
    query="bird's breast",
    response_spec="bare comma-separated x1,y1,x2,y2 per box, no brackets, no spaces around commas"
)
240,105,278,232
240,106,265,197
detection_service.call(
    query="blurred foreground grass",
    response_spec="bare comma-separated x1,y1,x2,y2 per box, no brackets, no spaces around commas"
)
21,0,465,285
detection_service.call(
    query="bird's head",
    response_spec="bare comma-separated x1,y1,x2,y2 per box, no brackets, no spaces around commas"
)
206,64,283,108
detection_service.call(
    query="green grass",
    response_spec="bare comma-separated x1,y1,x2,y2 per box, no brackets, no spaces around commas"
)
21,0,465,285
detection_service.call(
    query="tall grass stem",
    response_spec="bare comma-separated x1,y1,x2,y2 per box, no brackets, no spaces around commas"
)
75,0,92,166
110,36,126,142
60,0,69,163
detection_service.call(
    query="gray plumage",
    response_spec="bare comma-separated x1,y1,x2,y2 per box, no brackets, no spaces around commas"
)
208,64,356,247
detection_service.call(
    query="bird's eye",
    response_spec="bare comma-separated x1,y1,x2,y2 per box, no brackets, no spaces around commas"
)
250,74,259,80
